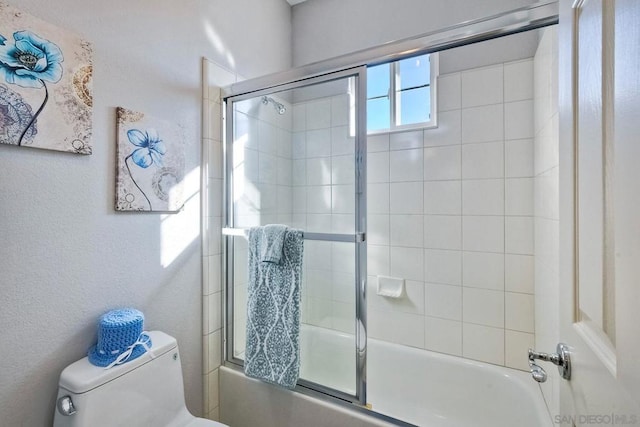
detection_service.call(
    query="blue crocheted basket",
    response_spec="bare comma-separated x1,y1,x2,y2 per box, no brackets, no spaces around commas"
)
88,308,152,368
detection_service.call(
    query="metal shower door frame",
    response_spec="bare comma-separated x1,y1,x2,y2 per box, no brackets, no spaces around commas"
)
219,0,560,418
222,66,369,405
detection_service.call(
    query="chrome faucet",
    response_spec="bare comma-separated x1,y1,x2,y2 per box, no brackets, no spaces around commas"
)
528,343,571,383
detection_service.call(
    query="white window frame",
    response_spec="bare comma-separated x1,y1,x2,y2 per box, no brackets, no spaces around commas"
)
367,52,439,135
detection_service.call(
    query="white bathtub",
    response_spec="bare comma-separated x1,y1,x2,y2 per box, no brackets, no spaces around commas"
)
222,324,551,426
300,324,552,427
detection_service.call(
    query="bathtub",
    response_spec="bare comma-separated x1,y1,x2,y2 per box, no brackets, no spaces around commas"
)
368,337,552,426
222,324,552,427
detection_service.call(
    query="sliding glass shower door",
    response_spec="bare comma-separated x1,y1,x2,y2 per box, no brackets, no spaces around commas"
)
223,67,367,404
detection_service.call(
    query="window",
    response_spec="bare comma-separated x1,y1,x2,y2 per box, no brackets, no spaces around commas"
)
367,53,438,133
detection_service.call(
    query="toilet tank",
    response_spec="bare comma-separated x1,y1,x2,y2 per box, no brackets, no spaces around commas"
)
54,331,193,427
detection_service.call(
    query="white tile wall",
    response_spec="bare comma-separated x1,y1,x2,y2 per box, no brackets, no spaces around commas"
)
505,100,534,140
390,215,424,247
425,283,462,320
365,58,536,370
390,247,424,281
367,151,390,183
505,292,535,333
534,27,560,416
424,181,461,214
506,178,534,216
424,146,461,180
505,216,534,255
463,324,505,365
368,214,390,245
461,64,504,108
424,215,461,250
462,216,504,253
461,142,504,179
505,330,535,371
437,73,461,112
505,254,535,294
367,133,389,152
202,58,237,421
463,287,504,328
390,182,423,214
390,130,423,150
504,59,534,102
425,317,462,356
461,104,504,144
369,309,425,348
424,249,461,286
506,139,534,178
424,110,461,147
462,179,504,215
390,148,423,182
462,251,504,291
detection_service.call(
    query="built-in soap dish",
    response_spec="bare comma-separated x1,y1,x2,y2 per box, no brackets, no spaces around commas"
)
376,275,405,298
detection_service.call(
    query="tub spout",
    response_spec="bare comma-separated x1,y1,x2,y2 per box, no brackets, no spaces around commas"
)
529,363,548,383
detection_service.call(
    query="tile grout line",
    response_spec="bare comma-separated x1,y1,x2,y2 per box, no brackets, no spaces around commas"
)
502,63,508,367
459,73,464,358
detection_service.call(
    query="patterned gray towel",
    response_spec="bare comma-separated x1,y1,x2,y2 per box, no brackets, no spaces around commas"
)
244,225,304,389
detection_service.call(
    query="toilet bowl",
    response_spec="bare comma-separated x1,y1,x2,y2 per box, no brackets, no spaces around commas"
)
53,331,227,427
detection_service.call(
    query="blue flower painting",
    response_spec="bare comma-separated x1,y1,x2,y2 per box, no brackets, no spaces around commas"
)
0,30,62,146
0,30,64,89
116,107,185,212
127,129,166,168
0,3,93,154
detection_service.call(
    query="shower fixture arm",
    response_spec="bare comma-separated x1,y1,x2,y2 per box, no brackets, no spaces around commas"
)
261,96,287,115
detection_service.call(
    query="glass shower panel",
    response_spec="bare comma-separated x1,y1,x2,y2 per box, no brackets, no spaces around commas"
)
232,238,357,394
231,78,356,230
300,240,357,394
232,95,293,229
232,235,248,359
226,69,365,403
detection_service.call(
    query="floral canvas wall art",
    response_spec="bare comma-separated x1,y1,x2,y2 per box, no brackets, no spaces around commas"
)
0,2,92,154
116,107,185,212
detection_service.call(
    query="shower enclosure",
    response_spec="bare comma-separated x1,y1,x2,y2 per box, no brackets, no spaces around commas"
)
220,1,558,425
223,68,368,403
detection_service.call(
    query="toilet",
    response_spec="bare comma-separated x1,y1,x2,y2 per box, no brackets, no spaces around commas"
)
53,331,228,427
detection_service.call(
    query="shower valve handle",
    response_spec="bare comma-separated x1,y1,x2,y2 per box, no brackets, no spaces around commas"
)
528,343,571,382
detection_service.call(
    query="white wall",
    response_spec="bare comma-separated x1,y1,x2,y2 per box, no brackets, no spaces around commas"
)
533,26,560,417
291,0,538,66
0,1,291,425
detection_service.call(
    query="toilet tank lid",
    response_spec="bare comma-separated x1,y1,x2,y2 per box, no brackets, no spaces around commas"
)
59,331,178,394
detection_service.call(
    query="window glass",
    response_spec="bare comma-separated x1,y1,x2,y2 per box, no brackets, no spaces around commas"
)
367,54,434,132
367,97,390,131
397,86,430,126
397,55,430,90
367,64,390,98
